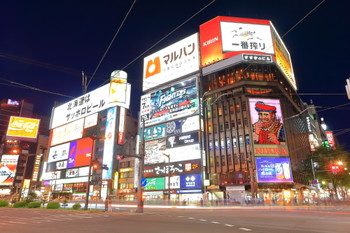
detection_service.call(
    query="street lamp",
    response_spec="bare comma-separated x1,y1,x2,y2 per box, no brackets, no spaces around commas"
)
84,135,105,210
162,153,171,204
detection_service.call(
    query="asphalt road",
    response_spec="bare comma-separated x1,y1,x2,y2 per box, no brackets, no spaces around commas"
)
0,207,349,233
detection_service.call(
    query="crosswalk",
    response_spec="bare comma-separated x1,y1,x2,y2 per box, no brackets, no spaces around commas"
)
0,212,110,226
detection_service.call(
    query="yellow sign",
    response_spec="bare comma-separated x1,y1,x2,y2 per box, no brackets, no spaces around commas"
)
7,116,40,139
23,179,31,189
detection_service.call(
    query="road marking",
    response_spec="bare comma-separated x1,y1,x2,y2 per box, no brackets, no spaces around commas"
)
239,228,252,231
199,219,207,222
211,221,220,224
188,217,195,219
178,216,184,218
224,224,234,227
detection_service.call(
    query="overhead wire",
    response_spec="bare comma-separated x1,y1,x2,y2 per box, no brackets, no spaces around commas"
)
0,77,74,98
98,0,217,88
87,0,137,89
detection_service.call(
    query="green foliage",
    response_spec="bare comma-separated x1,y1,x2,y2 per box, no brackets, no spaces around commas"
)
301,145,350,189
72,203,81,210
0,200,9,207
46,201,60,209
24,192,38,204
28,201,41,208
13,201,27,208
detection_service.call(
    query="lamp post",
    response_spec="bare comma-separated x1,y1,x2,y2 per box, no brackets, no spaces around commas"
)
162,153,171,204
84,135,105,210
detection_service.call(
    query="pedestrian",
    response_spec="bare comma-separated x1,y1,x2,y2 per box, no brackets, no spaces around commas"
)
104,197,109,212
108,196,112,212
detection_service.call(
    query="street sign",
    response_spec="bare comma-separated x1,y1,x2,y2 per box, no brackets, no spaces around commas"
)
141,178,147,187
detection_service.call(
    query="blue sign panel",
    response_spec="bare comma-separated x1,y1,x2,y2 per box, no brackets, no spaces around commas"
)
180,174,202,189
256,157,293,183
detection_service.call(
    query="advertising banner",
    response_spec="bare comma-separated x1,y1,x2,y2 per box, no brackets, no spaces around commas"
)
144,159,201,177
50,83,130,129
326,131,336,149
165,176,180,189
56,160,67,170
48,143,70,163
249,98,286,146
166,132,199,148
67,137,93,168
6,116,40,139
220,21,274,54
144,138,167,165
51,118,84,146
165,115,200,136
141,124,166,141
140,77,199,127
256,157,293,183
102,107,117,180
143,33,199,92
144,177,165,190
199,16,272,67
0,155,19,186
270,23,296,90
180,173,202,189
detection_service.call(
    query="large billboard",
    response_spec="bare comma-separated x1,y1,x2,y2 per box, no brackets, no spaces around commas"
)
102,107,117,180
50,83,131,129
6,116,40,139
256,157,293,183
140,77,199,127
0,155,19,186
248,98,289,157
67,137,93,168
200,16,296,90
143,33,200,92
200,16,272,67
270,23,296,90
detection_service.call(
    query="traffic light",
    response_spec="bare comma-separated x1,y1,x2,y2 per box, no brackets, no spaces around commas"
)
91,160,100,169
329,164,341,174
116,155,125,160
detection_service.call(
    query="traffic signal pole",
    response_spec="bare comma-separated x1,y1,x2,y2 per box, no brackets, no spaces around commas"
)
136,118,145,213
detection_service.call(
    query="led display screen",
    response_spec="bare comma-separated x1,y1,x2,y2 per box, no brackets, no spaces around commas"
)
256,157,293,183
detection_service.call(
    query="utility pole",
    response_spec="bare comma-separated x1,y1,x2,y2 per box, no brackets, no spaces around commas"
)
136,118,145,213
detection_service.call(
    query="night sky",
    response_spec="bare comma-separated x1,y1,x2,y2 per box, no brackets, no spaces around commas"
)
1,0,349,149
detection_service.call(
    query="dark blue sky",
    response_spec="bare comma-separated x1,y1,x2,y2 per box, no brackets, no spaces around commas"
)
1,0,349,149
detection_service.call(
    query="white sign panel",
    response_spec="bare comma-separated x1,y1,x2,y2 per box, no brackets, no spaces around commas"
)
56,160,67,170
48,143,70,163
43,171,61,180
165,144,201,163
51,118,84,146
79,166,89,177
50,83,130,129
165,176,181,189
220,22,274,54
143,33,200,92
84,113,98,129
66,168,79,178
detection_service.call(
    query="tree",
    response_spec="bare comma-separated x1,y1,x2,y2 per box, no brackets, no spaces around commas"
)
301,145,350,199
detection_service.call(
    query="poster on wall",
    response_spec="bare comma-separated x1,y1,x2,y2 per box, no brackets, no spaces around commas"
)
256,157,293,183
140,77,199,127
0,155,19,186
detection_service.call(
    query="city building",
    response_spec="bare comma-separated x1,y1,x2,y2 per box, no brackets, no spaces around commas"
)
41,71,134,202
